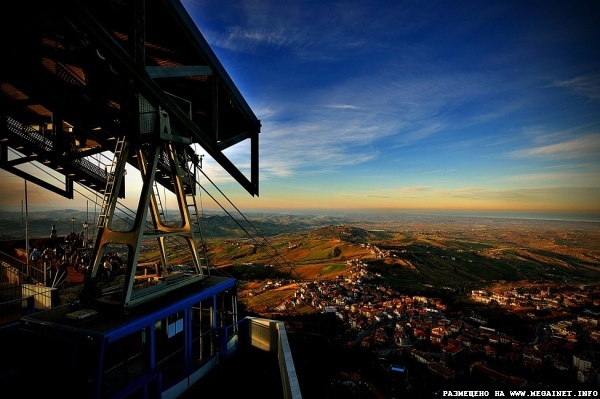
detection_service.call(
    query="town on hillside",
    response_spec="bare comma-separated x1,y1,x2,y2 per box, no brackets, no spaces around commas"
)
242,253,600,397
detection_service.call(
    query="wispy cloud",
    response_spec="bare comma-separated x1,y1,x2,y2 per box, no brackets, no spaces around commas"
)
509,134,600,159
504,171,599,183
549,73,600,101
399,186,432,193
417,169,456,176
213,26,300,54
341,184,600,211
198,1,380,58
326,104,359,110
259,117,382,177
359,186,432,199
443,186,600,209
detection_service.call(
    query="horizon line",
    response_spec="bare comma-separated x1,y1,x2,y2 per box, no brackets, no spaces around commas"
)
2,206,599,224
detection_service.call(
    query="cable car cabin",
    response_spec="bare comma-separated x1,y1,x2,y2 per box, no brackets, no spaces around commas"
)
14,276,239,398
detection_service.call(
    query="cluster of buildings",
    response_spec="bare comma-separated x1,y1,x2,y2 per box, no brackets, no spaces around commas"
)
469,285,598,312
278,258,600,390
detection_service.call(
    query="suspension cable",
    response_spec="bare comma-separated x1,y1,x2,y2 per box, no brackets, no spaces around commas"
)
195,166,301,281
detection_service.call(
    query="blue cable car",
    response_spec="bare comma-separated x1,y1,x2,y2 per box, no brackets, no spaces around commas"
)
17,276,239,398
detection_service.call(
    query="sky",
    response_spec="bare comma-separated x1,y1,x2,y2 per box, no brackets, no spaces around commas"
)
2,0,600,221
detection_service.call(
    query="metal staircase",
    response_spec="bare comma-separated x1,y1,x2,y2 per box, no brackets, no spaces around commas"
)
97,137,126,228
178,149,210,275
152,180,168,225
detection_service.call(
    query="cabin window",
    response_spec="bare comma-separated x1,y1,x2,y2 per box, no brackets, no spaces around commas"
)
191,297,215,365
102,328,151,396
167,310,184,337
217,288,237,342
155,310,186,387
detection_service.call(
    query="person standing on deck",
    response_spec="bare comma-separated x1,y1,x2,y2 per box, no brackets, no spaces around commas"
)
41,247,56,268
30,248,41,268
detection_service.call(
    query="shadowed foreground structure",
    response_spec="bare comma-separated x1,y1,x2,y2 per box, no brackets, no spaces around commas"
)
0,0,302,398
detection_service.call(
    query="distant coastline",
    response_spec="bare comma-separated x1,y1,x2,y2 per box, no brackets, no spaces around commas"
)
238,208,600,224
1,207,599,224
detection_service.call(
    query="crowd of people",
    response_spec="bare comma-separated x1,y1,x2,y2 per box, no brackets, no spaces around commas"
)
28,224,127,288
28,225,90,288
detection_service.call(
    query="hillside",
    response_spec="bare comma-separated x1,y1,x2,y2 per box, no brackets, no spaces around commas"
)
0,209,349,240
211,220,600,279
4,209,599,298
204,219,600,311
4,208,599,284
207,226,373,284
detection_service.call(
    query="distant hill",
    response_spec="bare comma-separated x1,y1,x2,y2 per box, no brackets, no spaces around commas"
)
5,208,597,240
309,224,392,243
0,209,89,240
0,209,352,240
207,218,600,299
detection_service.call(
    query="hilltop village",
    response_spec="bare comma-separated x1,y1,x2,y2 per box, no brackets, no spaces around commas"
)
263,256,600,396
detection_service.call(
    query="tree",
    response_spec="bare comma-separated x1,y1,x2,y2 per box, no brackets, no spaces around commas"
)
333,246,342,258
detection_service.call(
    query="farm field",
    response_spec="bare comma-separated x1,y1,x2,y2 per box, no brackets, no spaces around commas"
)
202,217,600,312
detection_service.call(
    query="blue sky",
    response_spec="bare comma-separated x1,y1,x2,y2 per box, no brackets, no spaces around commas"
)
2,1,599,221
180,0,600,219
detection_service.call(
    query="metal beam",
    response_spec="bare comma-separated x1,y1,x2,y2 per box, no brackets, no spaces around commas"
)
64,1,259,196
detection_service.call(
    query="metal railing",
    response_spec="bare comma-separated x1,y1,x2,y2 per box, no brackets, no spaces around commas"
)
0,252,61,319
